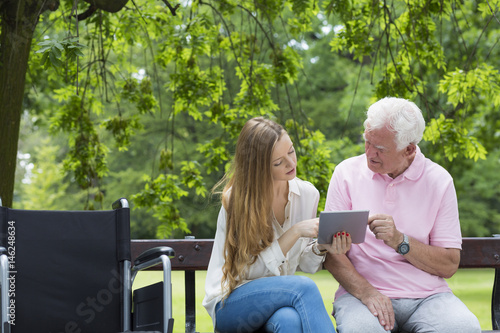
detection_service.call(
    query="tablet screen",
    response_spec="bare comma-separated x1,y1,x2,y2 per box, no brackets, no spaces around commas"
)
318,210,369,244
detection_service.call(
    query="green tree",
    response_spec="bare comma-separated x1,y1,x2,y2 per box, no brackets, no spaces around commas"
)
326,0,499,164
17,142,69,210
0,0,134,208
0,0,56,208
454,150,500,236
5,0,500,239
9,0,335,237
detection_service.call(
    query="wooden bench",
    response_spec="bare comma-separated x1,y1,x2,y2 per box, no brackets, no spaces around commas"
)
131,237,500,333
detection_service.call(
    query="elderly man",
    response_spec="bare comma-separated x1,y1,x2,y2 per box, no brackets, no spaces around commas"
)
324,97,481,332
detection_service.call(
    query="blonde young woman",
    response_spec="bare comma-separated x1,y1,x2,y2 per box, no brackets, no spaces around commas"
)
203,117,351,332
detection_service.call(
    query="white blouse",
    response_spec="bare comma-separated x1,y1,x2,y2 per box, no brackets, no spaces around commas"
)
202,177,324,327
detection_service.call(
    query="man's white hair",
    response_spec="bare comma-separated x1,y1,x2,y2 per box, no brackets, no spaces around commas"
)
363,97,426,151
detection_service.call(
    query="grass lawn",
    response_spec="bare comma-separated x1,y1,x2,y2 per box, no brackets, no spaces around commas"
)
133,268,494,332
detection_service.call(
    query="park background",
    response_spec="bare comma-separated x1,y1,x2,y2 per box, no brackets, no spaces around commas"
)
1,0,499,331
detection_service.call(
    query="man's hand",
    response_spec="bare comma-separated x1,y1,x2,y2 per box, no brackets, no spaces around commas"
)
368,214,403,250
360,289,395,331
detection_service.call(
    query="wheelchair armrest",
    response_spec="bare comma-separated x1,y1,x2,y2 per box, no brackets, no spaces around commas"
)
134,246,175,266
130,247,175,333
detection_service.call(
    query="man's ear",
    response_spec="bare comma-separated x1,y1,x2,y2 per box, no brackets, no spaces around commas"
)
405,143,417,156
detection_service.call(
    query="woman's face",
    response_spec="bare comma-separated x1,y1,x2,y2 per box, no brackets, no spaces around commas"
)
270,133,297,182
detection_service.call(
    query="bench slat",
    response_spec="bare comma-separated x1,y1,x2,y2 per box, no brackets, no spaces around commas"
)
132,239,213,270
461,237,500,268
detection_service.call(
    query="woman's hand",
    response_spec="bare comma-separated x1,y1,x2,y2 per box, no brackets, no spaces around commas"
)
291,218,319,238
318,231,351,255
278,218,319,257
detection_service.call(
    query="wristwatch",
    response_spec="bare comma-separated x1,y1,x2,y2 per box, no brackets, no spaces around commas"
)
397,234,410,255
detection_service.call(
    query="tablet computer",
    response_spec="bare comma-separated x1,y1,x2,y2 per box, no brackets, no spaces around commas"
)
318,210,369,244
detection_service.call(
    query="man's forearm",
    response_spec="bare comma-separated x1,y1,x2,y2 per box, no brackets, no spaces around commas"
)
324,253,377,299
401,236,460,278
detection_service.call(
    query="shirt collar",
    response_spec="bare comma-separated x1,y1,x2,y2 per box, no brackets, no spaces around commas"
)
402,145,425,181
288,178,301,196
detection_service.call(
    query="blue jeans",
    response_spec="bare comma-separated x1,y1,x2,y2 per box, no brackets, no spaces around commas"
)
215,275,336,333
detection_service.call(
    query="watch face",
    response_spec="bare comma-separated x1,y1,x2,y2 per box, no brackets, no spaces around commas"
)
399,243,410,255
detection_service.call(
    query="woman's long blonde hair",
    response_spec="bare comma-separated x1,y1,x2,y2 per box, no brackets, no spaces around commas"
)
218,117,284,298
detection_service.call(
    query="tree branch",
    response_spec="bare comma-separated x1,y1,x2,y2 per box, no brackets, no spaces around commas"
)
161,0,180,16
74,4,96,21
486,0,500,25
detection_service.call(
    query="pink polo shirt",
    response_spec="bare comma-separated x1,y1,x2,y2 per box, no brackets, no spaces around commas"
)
325,147,462,300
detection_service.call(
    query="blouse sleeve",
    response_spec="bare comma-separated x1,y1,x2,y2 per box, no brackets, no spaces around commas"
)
202,207,228,322
298,186,325,273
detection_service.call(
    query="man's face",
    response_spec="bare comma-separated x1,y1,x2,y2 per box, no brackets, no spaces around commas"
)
363,126,412,179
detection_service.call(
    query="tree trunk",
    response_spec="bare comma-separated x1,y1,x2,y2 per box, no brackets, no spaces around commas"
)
0,0,58,207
